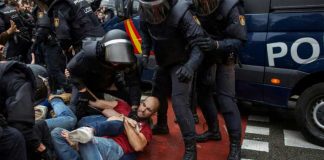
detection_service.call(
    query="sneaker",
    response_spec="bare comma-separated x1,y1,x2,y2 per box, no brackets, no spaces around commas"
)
34,105,48,121
49,93,72,103
68,127,94,144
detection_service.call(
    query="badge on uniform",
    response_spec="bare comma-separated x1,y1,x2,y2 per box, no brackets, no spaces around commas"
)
239,15,246,26
193,16,201,26
54,18,60,27
38,12,44,18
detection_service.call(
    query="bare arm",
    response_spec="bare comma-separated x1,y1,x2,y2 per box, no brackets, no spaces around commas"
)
89,100,118,110
123,117,147,152
102,109,121,118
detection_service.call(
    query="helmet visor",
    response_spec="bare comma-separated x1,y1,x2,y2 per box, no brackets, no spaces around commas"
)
139,0,170,24
193,0,219,16
103,39,135,64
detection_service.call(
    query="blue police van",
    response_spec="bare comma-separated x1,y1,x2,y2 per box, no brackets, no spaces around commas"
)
103,0,324,146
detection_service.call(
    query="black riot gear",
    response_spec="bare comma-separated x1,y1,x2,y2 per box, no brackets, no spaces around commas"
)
27,64,49,104
100,29,135,64
192,0,220,16
140,0,207,159
139,0,170,24
192,0,247,159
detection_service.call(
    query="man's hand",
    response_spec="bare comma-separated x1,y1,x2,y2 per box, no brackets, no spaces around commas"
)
65,69,70,78
176,65,194,83
193,37,218,52
6,20,19,35
30,53,35,64
37,143,46,152
124,116,140,133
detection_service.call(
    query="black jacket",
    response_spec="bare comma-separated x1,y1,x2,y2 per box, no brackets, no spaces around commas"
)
47,0,105,50
140,0,205,70
67,40,141,106
0,61,41,150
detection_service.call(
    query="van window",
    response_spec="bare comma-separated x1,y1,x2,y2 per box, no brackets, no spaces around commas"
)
243,0,270,14
271,0,324,12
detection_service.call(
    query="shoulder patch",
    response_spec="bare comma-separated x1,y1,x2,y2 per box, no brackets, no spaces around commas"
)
54,18,59,27
193,16,201,26
239,15,246,26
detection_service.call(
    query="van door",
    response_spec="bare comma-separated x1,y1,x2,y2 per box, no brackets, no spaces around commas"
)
264,0,324,107
236,0,270,103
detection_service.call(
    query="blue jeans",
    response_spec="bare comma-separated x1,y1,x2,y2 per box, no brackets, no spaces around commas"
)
51,128,124,160
78,115,124,136
45,98,77,131
80,137,124,160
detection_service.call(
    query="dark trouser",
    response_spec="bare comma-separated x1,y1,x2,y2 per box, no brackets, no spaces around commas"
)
152,65,196,141
28,121,55,160
197,62,219,132
203,62,241,137
0,126,27,160
42,43,69,93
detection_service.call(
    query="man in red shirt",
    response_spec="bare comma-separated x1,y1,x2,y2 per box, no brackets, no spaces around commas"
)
51,96,159,160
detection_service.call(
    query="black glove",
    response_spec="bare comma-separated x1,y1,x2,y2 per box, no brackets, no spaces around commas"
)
141,54,149,68
128,108,138,121
176,65,194,83
194,37,218,52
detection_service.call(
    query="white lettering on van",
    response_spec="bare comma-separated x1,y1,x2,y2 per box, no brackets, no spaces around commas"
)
267,37,320,67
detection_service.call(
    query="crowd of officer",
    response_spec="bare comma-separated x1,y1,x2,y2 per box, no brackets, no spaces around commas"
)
0,0,247,159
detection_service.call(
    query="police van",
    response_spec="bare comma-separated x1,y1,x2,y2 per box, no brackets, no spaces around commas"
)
104,0,324,146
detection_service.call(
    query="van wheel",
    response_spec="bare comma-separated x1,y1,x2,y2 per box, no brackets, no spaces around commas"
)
296,83,324,147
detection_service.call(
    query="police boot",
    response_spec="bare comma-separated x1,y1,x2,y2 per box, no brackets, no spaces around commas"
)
183,139,197,160
196,129,222,142
227,134,241,160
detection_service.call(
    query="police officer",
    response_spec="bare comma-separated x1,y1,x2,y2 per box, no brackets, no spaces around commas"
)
67,29,141,120
0,0,34,63
30,6,69,93
0,61,53,160
34,0,105,54
191,0,247,159
139,0,206,159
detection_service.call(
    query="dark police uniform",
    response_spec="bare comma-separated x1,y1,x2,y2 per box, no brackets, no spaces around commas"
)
193,0,247,159
31,8,69,93
67,40,141,119
46,0,105,51
0,3,34,63
140,0,205,159
0,61,41,159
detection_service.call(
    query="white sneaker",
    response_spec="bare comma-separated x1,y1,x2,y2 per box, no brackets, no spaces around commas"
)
68,127,94,144
34,105,48,121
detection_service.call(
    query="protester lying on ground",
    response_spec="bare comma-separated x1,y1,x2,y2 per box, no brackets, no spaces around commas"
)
51,96,159,160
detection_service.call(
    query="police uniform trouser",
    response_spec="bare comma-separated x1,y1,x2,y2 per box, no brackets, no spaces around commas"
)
0,126,27,160
196,61,219,132
214,62,241,136
152,65,196,140
42,43,69,92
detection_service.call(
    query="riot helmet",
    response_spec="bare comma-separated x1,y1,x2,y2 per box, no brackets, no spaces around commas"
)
193,0,220,16
100,29,135,67
139,0,170,24
27,64,49,103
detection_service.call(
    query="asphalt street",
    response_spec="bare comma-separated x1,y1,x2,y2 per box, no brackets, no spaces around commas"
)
240,103,324,160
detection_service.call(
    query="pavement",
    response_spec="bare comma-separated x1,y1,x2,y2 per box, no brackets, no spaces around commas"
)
138,100,324,160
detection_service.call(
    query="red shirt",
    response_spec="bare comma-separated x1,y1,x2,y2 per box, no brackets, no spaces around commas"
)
107,100,153,154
